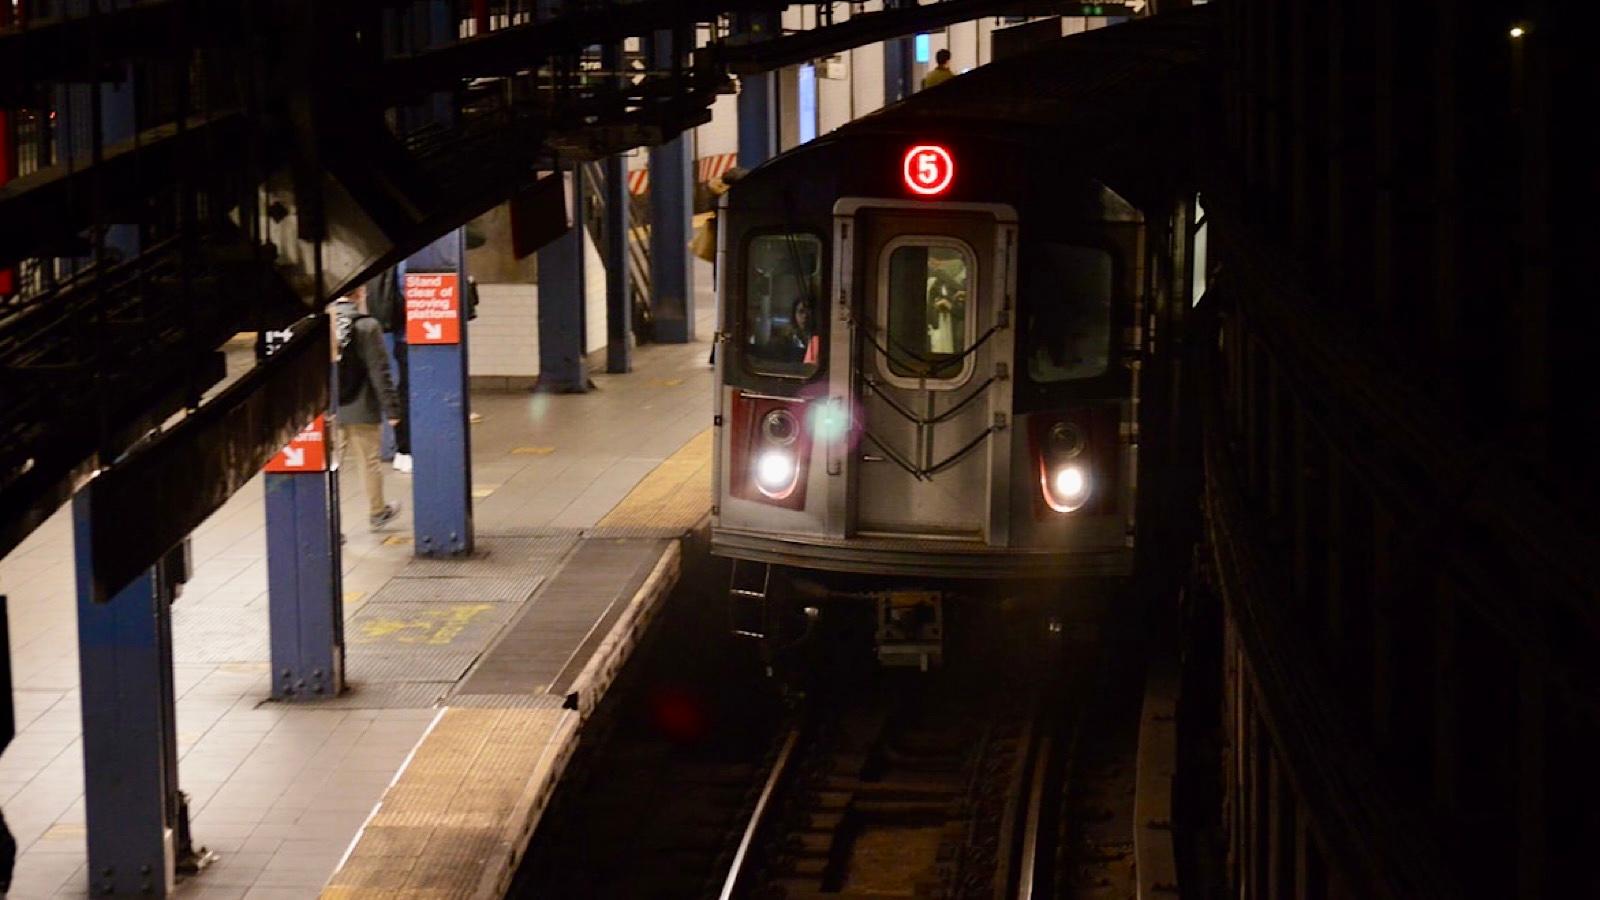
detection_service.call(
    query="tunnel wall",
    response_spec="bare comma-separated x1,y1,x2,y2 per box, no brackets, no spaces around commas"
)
1193,2,1600,898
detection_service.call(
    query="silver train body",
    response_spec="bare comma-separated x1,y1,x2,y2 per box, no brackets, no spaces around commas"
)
709,17,1204,584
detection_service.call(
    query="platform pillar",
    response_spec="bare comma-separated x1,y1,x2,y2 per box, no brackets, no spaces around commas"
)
73,493,190,898
735,11,780,169
648,30,696,344
406,231,475,557
603,42,633,375
265,468,345,699
884,5,914,103
537,168,591,392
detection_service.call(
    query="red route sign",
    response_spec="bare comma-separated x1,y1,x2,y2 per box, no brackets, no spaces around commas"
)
405,272,461,344
902,144,955,197
265,415,329,473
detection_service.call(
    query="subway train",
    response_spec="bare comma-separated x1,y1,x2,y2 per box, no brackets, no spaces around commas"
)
709,12,1210,651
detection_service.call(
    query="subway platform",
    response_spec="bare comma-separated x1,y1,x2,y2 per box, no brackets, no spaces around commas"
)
0,318,716,898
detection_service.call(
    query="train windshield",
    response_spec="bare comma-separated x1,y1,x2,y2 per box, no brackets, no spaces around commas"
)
881,239,975,381
1025,244,1113,382
744,233,825,378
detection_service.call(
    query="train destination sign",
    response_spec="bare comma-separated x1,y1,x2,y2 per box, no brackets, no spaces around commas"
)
405,271,462,344
264,415,328,473
903,144,955,196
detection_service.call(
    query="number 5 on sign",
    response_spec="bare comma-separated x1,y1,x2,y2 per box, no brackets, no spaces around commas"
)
902,144,954,196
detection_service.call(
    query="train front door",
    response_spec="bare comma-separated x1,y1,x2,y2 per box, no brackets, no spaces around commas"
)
834,202,1017,542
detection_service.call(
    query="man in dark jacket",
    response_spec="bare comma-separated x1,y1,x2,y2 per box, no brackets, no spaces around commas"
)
333,287,403,528
366,266,413,473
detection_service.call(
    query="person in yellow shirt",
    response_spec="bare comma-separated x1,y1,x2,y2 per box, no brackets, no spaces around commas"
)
921,49,955,90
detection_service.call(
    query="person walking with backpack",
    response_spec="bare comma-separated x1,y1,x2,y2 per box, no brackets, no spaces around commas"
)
333,286,403,529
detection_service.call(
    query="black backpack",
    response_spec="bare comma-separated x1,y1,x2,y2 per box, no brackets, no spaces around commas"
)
337,316,370,405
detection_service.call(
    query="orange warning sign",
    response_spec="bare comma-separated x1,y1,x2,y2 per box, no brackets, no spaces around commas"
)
404,272,461,344
265,415,329,473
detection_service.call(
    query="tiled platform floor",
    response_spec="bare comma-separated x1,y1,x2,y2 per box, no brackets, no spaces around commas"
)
0,297,714,898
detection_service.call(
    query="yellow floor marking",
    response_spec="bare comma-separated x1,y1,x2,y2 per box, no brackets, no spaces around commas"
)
354,604,495,646
649,377,684,387
597,428,713,529
41,824,86,841
342,591,366,606
511,445,556,455
471,484,499,499
383,534,413,546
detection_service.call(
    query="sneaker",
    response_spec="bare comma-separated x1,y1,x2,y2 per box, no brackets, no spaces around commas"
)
393,453,413,474
369,501,402,530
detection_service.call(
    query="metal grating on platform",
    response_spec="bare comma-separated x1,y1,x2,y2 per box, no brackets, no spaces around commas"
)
273,681,450,709
345,652,485,683
399,532,579,577
367,575,545,604
344,600,520,683
454,537,667,698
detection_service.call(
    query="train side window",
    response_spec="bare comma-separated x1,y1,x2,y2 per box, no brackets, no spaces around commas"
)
879,239,976,382
744,233,825,378
1025,244,1113,382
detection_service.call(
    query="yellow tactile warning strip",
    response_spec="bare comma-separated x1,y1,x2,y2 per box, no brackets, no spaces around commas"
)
322,707,579,900
595,427,713,532
322,543,683,899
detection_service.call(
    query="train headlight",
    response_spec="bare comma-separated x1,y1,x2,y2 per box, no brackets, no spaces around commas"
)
754,449,798,497
761,409,800,446
1044,463,1091,513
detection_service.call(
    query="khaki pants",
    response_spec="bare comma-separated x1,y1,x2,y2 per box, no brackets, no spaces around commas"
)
339,422,386,519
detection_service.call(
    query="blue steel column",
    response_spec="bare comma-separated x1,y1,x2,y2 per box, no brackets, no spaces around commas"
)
735,11,779,169
409,231,474,557
648,29,696,344
537,168,591,392
884,3,914,104
74,493,176,897
603,42,633,374
265,468,345,699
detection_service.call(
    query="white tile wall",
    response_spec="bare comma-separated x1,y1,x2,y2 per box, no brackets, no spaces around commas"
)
470,282,538,377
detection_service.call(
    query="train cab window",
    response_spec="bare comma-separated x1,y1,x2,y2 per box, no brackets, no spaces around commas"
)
744,233,825,378
879,239,976,382
1025,244,1113,382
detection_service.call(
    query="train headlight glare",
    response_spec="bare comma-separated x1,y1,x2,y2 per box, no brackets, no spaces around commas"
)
755,450,797,494
1046,463,1091,512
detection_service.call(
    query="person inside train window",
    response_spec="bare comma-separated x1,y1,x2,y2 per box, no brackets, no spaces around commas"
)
745,233,824,377
1026,244,1113,381
775,298,820,364
885,242,972,379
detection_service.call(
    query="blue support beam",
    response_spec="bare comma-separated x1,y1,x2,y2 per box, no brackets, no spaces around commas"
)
885,30,915,103
265,469,345,700
648,29,695,344
536,169,591,392
734,11,780,169
408,231,475,557
603,153,632,374
73,492,178,898
603,41,633,375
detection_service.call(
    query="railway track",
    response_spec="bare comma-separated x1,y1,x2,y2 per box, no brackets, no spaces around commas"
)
511,574,1144,900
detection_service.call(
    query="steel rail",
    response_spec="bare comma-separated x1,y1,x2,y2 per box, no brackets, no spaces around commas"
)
1015,734,1052,899
718,727,802,900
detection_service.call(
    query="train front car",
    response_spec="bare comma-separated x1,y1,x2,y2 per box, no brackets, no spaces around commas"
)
710,15,1207,662
714,128,1140,571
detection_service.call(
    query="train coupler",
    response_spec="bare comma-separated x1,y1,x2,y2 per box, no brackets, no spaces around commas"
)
874,590,944,670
